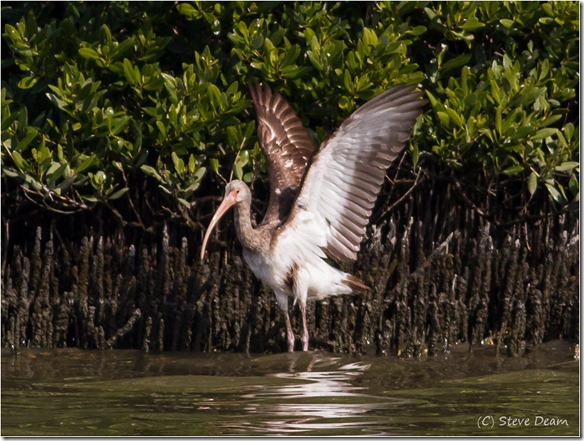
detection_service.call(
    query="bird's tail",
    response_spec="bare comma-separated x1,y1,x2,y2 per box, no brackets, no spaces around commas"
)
342,274,369,294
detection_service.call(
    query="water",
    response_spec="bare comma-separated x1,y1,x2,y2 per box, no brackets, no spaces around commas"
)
2,341,579,436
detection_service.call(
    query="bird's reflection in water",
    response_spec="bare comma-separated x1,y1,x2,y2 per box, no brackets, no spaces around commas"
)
234,353,404,435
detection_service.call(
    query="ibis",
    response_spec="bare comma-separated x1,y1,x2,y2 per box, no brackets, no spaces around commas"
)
201,82,425,352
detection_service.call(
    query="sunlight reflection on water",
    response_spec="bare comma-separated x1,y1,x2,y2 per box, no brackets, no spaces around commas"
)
233,359,406,435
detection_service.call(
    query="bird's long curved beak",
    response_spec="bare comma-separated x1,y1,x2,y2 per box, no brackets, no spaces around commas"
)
200,190,238,260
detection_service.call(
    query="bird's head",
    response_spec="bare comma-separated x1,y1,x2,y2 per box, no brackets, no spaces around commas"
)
223,179,250,204
200,180,250,260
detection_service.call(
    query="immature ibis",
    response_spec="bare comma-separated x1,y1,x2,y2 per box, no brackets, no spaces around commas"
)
200,82,425,352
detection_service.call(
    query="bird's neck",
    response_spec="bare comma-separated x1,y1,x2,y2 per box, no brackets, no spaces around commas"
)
233,202,264,253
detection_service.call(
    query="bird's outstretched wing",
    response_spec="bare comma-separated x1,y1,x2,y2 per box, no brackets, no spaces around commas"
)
278,84,426,264
249,82,316,225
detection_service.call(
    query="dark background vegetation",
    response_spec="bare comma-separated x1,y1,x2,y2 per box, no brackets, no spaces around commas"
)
1,1,579,355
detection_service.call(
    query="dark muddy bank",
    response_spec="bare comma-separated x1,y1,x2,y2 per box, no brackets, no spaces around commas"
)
1,170,579,355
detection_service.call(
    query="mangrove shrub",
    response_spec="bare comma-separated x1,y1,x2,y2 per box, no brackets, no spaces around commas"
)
2,1,578,227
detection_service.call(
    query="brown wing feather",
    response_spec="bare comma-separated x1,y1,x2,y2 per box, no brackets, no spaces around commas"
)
282,84,426,264
249,82,316,225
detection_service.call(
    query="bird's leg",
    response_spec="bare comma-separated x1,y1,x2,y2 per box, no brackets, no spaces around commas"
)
292,273,309,352
299,303,309,351
276,291,295,352
284,311,295,352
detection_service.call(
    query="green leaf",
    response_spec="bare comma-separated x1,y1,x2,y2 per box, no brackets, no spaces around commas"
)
555,162,579,172
280,65,306,79
539,114,563,128
79,47,100,60
343,70,354,93
46,163,67,185
176,2,199,18
539,59,550,81
110,116,130,136
11,150,27,170
502,165,524,175
489,78,501,105
172,151,185,175
81,195,99,203
306,51,323,71
531,128,558,141
563,123,575,142
207,83,222,110
527,172,538,196
193,166,206,182
243,172,253,183
156,120,166,138
495,107,502,136
512,86,544,107
75,155,96,173
440,54,472,74
460,17,485,32
425,90,439,109
569,175,579,196
17,126,38,151
545,183,564,203
188,154,196,174
2,167,19,178
141,164,163,182
18,76,38,89
437,111,450,128
233,162,243,180
177,197,191,208
123,58,140,85
109,187,129,200
445,108,463,128
209,158,219,175
46,93,69,111
362,27,378,47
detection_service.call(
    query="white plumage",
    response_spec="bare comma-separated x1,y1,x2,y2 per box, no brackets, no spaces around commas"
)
201,82,426,351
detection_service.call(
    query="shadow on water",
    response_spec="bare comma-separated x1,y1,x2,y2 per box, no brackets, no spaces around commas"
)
1,341,579,436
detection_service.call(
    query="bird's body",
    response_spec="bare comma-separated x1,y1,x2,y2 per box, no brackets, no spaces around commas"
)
201,82,425,352
241,224,357,303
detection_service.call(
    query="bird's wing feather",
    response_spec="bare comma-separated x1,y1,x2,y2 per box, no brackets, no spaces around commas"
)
278,84,426,264
249,82,316,225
